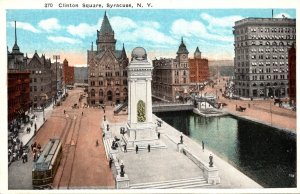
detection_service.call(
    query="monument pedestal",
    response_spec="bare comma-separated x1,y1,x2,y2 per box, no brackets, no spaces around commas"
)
203,165,220,185
124,122,166,149
116,174,130,189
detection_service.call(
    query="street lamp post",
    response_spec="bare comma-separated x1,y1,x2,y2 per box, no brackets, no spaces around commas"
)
270,100,272,126
53,55,60,105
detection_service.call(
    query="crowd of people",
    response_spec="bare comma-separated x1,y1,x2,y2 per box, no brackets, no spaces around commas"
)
8,136,27,163
8,114,38,165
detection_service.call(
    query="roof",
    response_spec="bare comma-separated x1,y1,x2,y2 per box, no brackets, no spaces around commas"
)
33,139,61,171
177,37,189,54
99,11,114,35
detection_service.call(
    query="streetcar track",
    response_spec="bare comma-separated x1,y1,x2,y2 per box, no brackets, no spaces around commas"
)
67,114,83,188
56,90,85,189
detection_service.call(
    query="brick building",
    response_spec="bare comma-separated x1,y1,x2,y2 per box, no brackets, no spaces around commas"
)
87,12,128,106
189,47,209,83
233,17,296,98
63,59,74,85
152,38,190,102
8,71,31,123
7,21,55,109
288,43,296,104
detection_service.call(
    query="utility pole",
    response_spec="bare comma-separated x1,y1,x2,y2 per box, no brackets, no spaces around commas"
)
53,55,60,105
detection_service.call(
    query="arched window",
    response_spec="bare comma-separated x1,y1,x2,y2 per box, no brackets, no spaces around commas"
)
91,89,95,97
116,88,120,96
99,89,103,96
123,88,127,96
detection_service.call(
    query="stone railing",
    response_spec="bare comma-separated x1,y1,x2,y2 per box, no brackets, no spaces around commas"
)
177,144,220,185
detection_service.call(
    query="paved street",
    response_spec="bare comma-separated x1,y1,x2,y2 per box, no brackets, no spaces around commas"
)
8,88,114,189
203,77,296,133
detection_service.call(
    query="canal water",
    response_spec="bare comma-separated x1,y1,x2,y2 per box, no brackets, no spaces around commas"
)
155,111,296,188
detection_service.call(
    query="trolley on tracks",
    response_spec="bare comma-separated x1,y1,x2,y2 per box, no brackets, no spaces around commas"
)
32,138,62,189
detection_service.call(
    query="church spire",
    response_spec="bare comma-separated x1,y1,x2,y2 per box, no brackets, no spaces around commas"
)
99,11,114,35
96,11,116,51
120,43,127,59
12,21,20,53
15,21,17,44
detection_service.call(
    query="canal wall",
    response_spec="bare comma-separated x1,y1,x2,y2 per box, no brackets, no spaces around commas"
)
225,109,296,137
153,114,263,188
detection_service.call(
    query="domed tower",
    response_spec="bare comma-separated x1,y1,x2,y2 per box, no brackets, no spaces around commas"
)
176,37,189,66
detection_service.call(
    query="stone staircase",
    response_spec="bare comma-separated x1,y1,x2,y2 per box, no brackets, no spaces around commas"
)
130,176,212,189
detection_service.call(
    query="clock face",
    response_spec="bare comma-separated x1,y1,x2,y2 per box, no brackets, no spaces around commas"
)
182,54,186,59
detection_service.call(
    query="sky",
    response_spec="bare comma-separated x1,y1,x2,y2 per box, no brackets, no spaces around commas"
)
6,9,296,66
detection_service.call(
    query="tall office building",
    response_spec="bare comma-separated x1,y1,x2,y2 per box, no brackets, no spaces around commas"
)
233,17,296,98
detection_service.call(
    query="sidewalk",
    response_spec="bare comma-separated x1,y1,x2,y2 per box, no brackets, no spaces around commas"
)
8,101,55,167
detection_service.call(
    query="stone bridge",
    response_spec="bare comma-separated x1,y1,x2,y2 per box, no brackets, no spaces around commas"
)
152,103,194,113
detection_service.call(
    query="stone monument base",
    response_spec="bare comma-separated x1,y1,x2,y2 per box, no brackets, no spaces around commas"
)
123,122,167,150
116,174,130,189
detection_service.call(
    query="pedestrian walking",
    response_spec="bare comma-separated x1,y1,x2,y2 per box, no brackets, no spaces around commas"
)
64,110,66,114
202,141,204,152
96,139,99,147
135,145,139,154
22,152,26,163
34,123,37,131
82,112,83,116
12,152,16,162
124,144,127,152
109,157,113,168
158,132,160,139
148,144,151,152
25,152,28,162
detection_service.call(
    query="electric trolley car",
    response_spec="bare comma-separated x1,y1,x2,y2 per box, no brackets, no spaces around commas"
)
32,138,62,189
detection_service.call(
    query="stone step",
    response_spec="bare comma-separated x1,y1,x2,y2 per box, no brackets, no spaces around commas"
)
130,177,208,189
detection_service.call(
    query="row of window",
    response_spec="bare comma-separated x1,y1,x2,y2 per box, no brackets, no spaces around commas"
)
175,70,187,76
90,79,127,86
235,40,294,47
250,61,288,66
90,71,127,77
237,67,288,74
251,74,286,80
90,88,127,97
236,27,295,35
248,48,286,53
